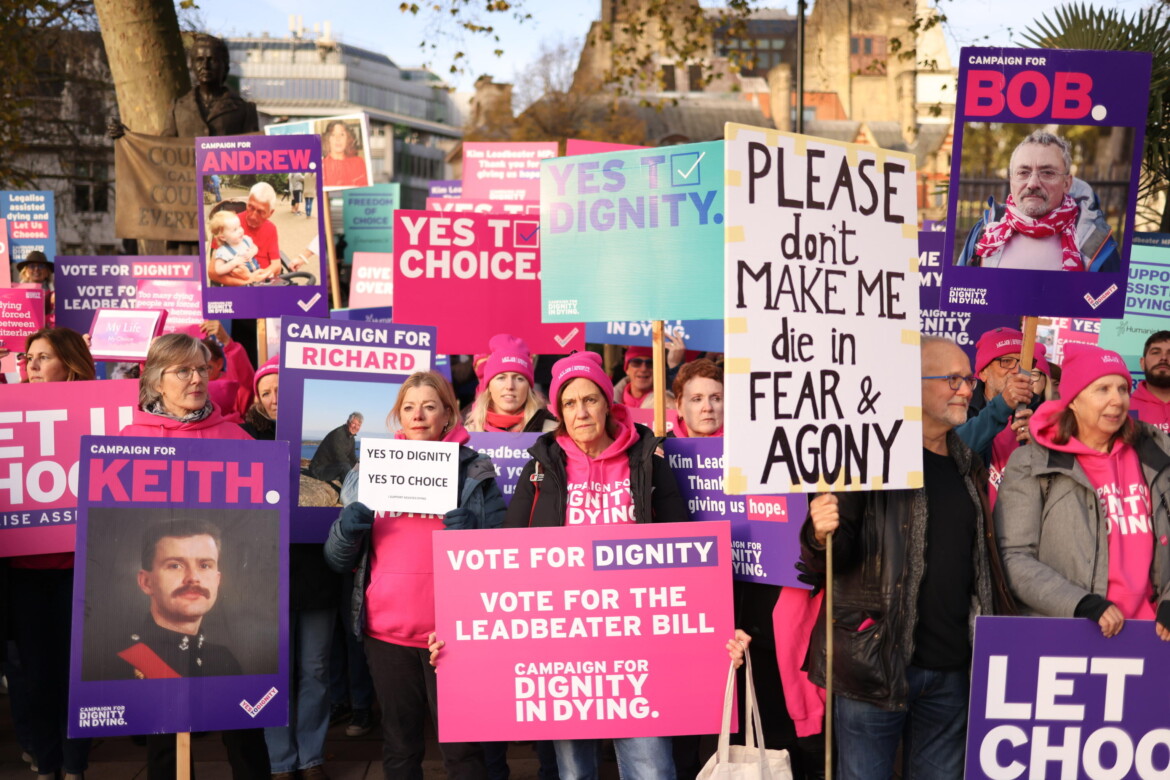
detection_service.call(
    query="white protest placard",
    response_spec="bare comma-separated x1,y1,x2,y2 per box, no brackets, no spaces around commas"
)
723,123,922,494
358,437,459,515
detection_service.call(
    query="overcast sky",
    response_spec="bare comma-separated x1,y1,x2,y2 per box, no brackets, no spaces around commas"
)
187,0,1154,93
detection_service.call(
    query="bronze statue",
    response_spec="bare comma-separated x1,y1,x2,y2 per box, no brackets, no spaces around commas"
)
109,34,257,138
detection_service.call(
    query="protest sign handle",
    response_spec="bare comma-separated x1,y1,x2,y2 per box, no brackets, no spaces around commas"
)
176,732,190,780
652,321,666,436
1016,316,1038,421
824,530,833,780
322,192,341,310
257,318,268,365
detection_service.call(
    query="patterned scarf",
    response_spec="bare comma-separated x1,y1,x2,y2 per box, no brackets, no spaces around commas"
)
146,400,213,424
975,194,1083,271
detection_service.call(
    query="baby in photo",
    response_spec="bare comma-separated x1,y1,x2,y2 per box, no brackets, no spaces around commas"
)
208,211,260,280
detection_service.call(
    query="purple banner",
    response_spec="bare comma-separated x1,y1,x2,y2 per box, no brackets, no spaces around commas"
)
196,134,329,319
55,256,199,335
967,615,1170,779
466,432,540,506
918,231,1015,366
429,180,462,199
277,316,436,542
69,436,289,737
941,48,1151,318
664,438,808,587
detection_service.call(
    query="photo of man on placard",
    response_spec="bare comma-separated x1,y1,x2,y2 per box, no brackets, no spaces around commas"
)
81,507,280,681
953,124,1133,272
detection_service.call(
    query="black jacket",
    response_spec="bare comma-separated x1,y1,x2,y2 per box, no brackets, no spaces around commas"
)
799,431,1014,710
504,424,686,528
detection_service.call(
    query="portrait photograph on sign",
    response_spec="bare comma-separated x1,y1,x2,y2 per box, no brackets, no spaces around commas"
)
266,112,373,191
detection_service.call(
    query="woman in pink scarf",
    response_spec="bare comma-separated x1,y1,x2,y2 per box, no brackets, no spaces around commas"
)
463,333,556,434
996,344,1170,640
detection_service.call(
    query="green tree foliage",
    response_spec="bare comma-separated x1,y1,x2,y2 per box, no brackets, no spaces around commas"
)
1020,2,1170,228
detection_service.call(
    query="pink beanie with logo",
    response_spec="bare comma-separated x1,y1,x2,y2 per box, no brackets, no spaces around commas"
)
482,334,535,388
1059,344,1131,405
974,327,1024,374
549,351,613,415
254,355,279,395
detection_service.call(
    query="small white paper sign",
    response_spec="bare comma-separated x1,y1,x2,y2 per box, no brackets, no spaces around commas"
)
357,437,459,515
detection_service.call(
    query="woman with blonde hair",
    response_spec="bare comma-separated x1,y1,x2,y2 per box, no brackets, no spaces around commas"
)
464,334,556,434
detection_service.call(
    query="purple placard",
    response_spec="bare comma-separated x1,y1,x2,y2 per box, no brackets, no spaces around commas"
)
196,135,328,319
664,438,808,586
54,256,200,335
277,316,437,542
592,535,720,570
941,48,1151,318
919,231,1016,366
69,436,289,737
466,432,540,506
966,615,1170,779
429,180,462,199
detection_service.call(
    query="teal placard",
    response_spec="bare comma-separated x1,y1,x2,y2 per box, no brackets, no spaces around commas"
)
343,183,399,264
1098,232,1170,373
539,141,724,322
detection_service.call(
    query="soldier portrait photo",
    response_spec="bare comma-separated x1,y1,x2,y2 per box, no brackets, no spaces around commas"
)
80,507,280,681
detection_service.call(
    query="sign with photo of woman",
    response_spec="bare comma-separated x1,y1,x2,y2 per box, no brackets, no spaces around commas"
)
266,113,373,191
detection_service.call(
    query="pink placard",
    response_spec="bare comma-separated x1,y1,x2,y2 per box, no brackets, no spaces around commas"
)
348,252,394,309
393,210,584,355
461,142,558,201
625,407,679,434
425,198,539,216
565,139,647,155
136,279,203,337
87,308,167,362
0,287,45,353
0,217,10,274
0,379,138,556
434,521,734,742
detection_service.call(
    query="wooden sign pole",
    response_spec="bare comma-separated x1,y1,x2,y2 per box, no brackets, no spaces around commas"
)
257,318,268,365
321,192,342,310
176,732,191,780
652,321,667,436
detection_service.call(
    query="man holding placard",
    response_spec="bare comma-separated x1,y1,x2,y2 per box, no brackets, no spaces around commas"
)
800,337,1014,779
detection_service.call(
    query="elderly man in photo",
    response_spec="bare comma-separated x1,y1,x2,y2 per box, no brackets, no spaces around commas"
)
306,412,363,484
957,130,1120,272
117,519,241,679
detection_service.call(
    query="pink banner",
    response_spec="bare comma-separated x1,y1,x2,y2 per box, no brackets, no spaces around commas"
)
625,407,680,434
393,210,584,355
0,217,9,274
0,379,137,556
461,142,558,201
0,287,45,353
566,139,646,155
425,198,539,216
434,522,734,742
349,252,394,309
136,279,202,336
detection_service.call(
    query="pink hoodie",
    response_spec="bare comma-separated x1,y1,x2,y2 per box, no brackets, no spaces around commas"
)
1130,382,1170,433
1030,401,1156,619
119,405,253,440
557,404,640,526
365,422,470,648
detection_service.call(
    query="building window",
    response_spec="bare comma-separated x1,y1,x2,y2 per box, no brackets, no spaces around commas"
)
688,64,703,92
661,64,676,92
73,161,109,213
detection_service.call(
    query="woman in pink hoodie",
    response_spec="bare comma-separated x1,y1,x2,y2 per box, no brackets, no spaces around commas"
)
119,333,268,779
996,344,1170,641
464,333,557,434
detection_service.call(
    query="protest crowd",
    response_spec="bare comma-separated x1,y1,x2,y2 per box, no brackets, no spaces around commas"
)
2,29,1167,780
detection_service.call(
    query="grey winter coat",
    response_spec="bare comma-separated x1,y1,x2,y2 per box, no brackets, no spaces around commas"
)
994,422,1170,619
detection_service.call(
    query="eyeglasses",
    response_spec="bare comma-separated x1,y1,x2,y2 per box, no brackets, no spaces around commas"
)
1011,167,1068,183
993,357,1021,371
165,365,211,381
627,358,652,368
922,374,977,391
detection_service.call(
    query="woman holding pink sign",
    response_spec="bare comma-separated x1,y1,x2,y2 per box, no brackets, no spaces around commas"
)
325,370,504,779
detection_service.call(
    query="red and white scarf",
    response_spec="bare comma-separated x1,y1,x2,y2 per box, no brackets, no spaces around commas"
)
975,194,1083,271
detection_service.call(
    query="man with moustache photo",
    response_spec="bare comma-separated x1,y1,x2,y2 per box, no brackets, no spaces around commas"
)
1129,331,1170,432
956,130,1120,272
114,519,242,679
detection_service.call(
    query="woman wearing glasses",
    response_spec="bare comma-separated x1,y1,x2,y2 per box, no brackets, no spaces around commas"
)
119,333,270,778
996,344,1170,641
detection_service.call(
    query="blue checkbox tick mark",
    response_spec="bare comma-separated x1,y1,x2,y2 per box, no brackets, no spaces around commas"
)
514,221,540,247
670,151,704,187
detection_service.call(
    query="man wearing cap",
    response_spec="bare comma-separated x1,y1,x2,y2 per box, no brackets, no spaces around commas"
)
1130,331,1170,432
800,337,1014,779
955,327,1035,467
